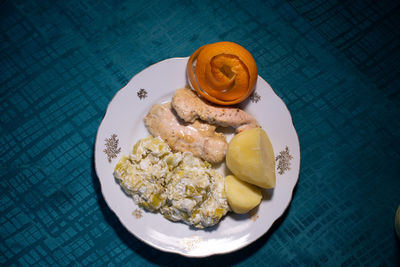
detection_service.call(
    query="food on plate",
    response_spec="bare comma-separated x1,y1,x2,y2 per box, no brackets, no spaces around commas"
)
226,127,276,189
116,40,271,226
114,136,229,228
172,88,259,133
225,175,262,214
144,102,227,163
187,41,257,105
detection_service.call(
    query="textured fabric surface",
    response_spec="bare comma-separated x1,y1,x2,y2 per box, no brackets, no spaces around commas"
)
1,0,399,265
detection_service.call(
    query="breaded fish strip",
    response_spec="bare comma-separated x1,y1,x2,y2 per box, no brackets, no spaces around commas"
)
172,88,259,133
144,103,228,163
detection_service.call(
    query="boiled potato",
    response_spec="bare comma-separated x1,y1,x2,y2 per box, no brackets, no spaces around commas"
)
226,127,276,188
225,175,262,214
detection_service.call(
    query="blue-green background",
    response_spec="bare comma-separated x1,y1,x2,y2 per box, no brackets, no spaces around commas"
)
1,0,399,265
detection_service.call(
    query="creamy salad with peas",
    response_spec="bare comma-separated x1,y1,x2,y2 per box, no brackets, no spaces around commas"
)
114,136,229,228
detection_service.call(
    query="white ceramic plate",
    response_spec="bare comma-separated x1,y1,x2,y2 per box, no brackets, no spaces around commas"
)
94,57,300,257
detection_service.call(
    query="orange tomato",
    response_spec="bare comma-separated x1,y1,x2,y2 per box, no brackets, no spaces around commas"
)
187,41,257,105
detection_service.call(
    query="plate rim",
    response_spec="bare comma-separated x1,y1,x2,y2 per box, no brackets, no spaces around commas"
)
94,57,301,257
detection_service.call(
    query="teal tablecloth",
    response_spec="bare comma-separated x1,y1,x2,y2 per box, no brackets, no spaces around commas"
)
1,0,399,265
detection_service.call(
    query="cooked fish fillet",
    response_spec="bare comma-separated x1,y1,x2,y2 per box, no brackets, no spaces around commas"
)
144,103,228,163
172,88,259,133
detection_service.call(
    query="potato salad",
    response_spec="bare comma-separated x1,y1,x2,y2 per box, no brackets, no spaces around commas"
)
114,136,229,228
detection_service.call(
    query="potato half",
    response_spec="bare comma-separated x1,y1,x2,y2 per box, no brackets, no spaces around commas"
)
226,127,276,188
225,175,262,214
